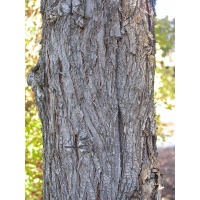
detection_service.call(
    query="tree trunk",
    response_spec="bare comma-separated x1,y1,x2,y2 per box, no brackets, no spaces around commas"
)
27,0,163,199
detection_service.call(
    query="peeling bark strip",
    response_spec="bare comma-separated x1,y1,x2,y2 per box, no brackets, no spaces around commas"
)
27,0,162,199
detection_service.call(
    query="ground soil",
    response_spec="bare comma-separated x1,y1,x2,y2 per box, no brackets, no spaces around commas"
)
158,147,175,200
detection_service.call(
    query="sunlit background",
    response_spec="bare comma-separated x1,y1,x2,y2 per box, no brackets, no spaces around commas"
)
156,0,175,19
25,0,175,199
155,0,175,148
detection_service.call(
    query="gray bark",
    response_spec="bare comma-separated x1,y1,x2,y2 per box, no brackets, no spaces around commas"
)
27,0,163,199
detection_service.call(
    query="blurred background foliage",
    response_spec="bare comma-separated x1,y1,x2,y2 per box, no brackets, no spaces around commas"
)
25,1,175,199
154,16,175,140
25,0,42,199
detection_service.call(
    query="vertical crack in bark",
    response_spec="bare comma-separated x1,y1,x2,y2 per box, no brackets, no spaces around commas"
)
74,134,79,161
145,0,151,31
117,104,124,192
116,38,124,195
58,57,68,111
96,181,101,200
74,133,80,193
145,132,151,164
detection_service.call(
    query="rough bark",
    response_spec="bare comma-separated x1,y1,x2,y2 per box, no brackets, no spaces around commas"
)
27,0,163,199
